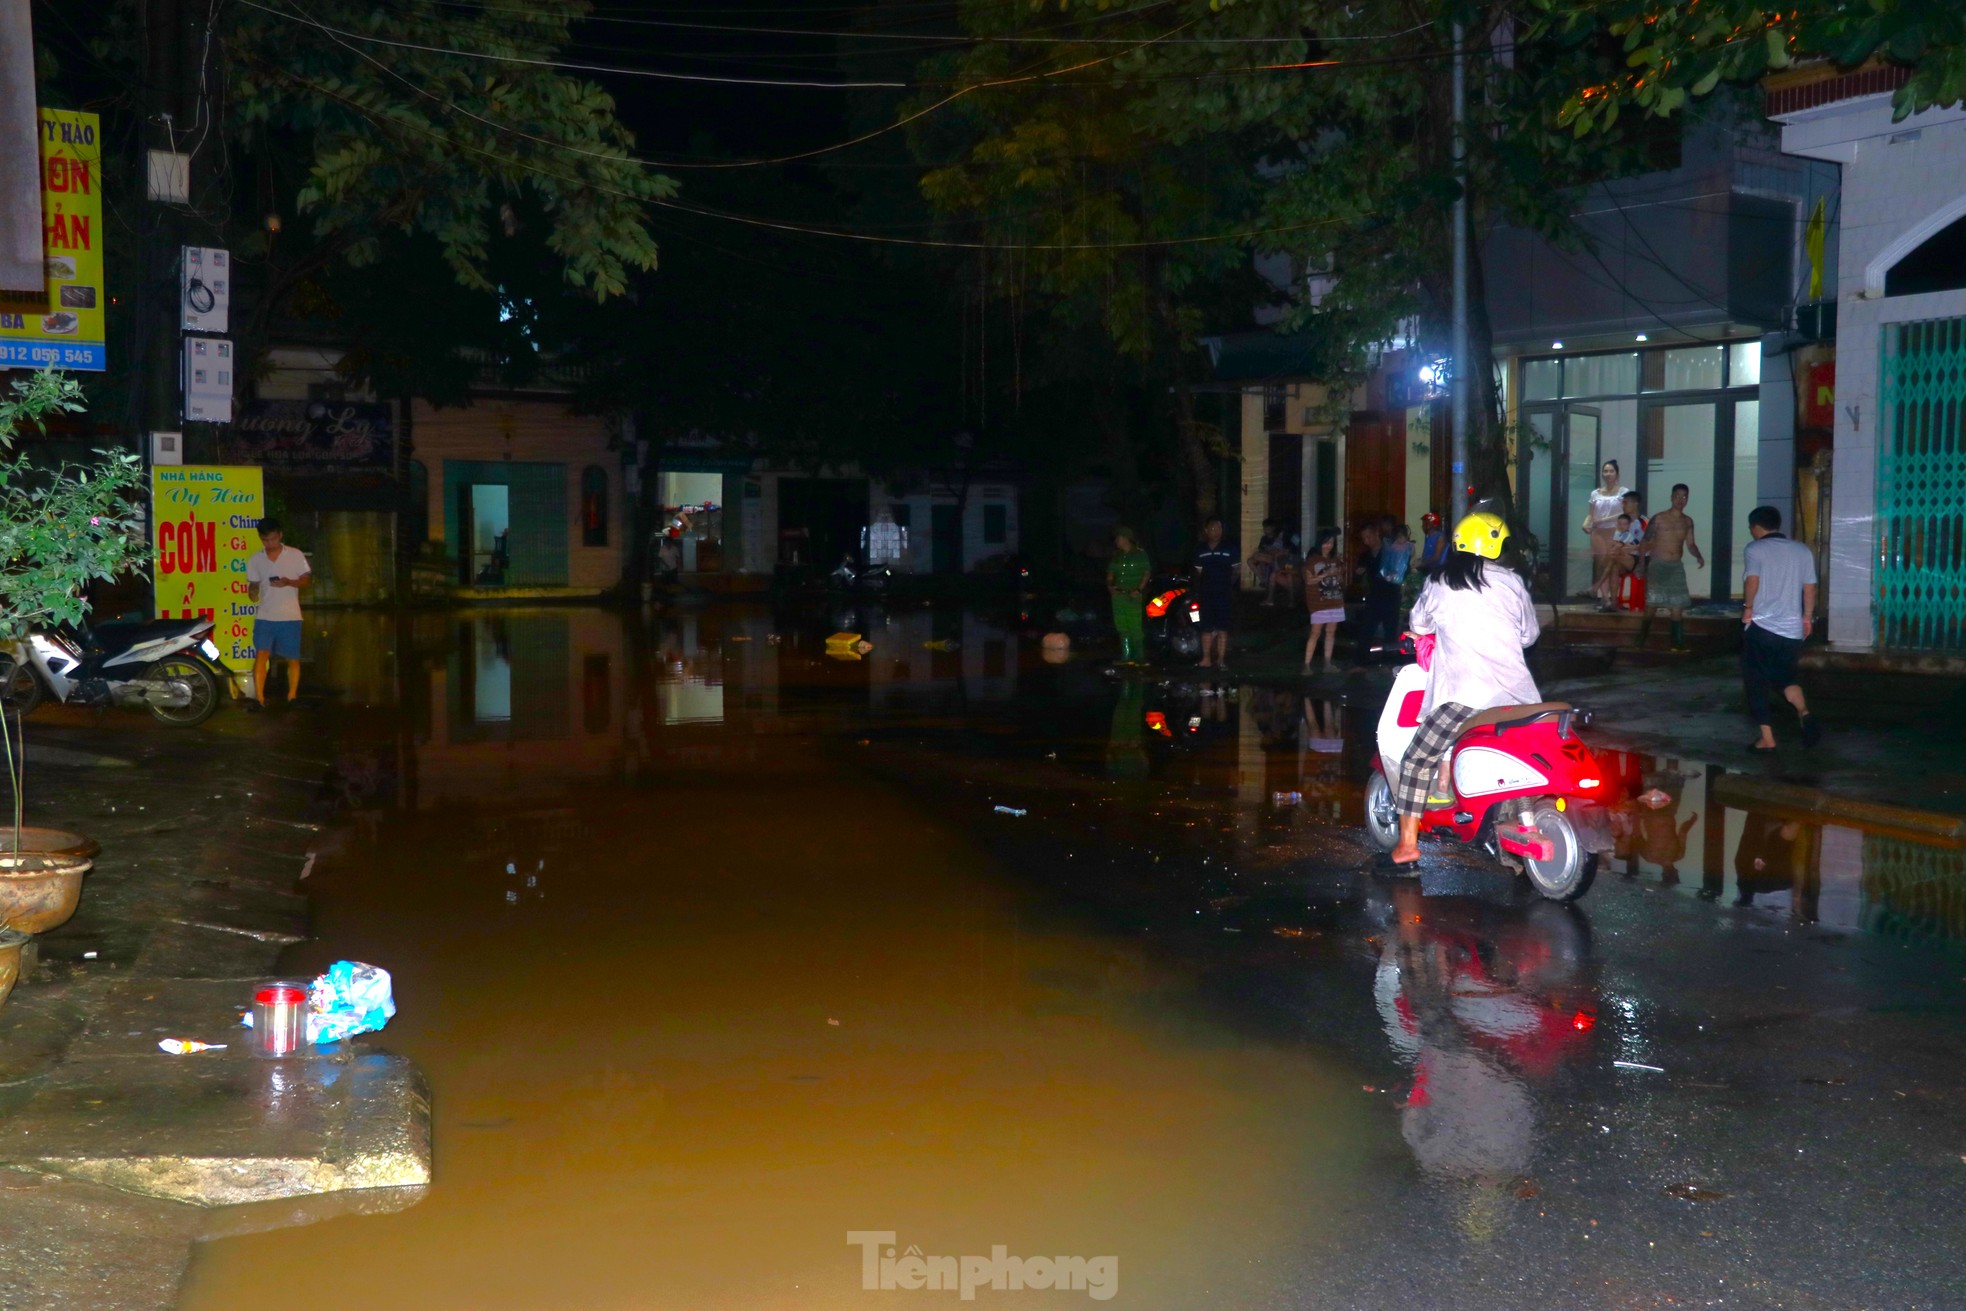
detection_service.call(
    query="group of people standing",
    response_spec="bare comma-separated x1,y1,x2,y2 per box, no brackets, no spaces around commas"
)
1300,513,1449,670
1580,460,1705,652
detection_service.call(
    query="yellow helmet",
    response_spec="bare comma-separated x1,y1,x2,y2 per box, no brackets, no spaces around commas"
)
1451,511,1510,559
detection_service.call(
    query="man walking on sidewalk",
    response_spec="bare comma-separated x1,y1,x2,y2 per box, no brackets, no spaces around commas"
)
1639,483,1705,651
1741,506,1820,751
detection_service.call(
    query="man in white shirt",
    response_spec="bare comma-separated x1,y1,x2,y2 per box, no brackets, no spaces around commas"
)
1741,505,1820,750
244,517,312,708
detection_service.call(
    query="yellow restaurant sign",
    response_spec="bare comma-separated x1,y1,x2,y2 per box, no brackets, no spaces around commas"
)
151,466,264,673
0,110,105,371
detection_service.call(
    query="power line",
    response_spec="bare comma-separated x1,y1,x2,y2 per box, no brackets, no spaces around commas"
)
259,57,1346,253
235,0,911,88
414,0,1427,47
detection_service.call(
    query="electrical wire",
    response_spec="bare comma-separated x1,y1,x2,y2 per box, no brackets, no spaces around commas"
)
253,0,1207,171
254,55,1347,253
410,0,1430,47
233,0,912,88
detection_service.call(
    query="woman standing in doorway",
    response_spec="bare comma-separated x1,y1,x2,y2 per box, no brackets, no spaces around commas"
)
1303,529,1346,669
1580,459,1630,608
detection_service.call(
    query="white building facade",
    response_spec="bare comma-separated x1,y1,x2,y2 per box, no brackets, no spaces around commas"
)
1772,65,1966,652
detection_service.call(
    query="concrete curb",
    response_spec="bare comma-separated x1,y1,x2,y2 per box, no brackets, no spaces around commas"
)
1710,775,1966,843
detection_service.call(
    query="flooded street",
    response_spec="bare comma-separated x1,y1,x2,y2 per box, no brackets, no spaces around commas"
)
180,605,1966,1310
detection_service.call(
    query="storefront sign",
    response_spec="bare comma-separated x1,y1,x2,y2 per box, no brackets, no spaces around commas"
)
1802,359,1835,430
220,400,395,473
151,465,264,672
0,109,105,371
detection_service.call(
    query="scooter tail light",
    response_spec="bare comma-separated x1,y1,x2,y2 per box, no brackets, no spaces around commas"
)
1571,1010,1596,1032
1578,777,1600,790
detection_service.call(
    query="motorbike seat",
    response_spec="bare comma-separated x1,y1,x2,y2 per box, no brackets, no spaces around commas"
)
1457,701,1574,737
84,618,201,659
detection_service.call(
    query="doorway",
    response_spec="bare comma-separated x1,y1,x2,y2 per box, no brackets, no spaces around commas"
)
1519,404,1600,599
460,484,510,586
930,504,961,575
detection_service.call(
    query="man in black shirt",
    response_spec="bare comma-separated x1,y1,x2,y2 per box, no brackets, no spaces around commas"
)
1193,517,1240,669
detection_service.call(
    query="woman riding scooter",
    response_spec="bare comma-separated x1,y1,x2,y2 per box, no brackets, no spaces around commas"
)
1384,511,1542,868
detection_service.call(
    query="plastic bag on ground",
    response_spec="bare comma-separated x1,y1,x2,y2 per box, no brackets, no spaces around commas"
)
306,960,396,1045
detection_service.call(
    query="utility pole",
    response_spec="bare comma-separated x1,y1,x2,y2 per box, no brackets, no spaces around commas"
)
143,0,186,441
1449,21,1471,522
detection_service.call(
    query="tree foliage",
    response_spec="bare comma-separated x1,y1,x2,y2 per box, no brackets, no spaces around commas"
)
915,0,1682,520
217,0,671,301
1534,0,1966,133
0,372,147,640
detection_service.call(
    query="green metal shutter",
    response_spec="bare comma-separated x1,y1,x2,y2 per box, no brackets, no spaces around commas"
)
504,462,568,586
1877,315,1966,650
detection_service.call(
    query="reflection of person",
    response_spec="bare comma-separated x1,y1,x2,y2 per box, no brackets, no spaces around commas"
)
1105,679,1149,779
1106,527,1151,664
1639,484,1705,651
1386,513,1542,867
1302,697,1343,754
245,517,311,709
1742,505,1820,751
1303,530,1345,669
1637,800,1699,883
1192,518,1239,670
1729,815,1804,906
1377,886,1537,1186
1580,460,1630,608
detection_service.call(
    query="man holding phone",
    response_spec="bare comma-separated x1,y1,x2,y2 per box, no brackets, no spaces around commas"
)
245,517,312,709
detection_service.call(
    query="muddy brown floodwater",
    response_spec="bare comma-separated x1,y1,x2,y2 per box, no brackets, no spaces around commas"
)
177,606,1385,1310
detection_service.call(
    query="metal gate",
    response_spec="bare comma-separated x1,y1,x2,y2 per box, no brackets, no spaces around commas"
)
1877,315,1966,649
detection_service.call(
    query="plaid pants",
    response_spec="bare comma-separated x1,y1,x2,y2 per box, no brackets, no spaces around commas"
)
1393,701,1478,818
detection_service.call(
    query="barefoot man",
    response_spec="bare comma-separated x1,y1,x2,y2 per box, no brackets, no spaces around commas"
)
1638,483,1705,652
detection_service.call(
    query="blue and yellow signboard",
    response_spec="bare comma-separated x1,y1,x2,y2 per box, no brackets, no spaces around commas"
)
0,110,105,371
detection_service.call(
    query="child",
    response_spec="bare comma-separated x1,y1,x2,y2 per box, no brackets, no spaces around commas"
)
1378,525,1413,588
1609,513,1644,604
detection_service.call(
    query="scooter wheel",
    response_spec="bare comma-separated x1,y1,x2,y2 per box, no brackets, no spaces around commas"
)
1363,771,1400,852
0,655,42,719
1521,800,1596,902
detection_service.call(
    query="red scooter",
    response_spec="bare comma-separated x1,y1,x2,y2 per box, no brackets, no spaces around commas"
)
1364,638,1615,901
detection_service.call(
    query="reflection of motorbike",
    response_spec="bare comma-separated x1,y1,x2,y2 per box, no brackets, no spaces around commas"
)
0,618,226,727
1365,639,1613,902
1374,886,1598,1182
1143,573,1202,662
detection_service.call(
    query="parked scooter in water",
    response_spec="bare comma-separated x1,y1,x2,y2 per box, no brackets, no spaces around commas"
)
1364,637,1614,901
0,616,228,727
829,555,891,594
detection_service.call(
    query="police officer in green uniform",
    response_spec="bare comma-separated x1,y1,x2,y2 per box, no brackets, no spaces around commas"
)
1107,527,1152,664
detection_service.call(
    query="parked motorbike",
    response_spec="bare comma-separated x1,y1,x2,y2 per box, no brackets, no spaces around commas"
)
0,616,228,727
829,555,892,594
1364,638,1613,901
1143,573,1202,662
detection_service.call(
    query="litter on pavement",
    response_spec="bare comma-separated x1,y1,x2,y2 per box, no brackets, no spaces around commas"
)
158,1038,226,1054
993,805,1028,817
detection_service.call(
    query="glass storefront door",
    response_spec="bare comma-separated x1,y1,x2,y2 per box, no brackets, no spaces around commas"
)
1642,402,1717,602
1520,404,1600,599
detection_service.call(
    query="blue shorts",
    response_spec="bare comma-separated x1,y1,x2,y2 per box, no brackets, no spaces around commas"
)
254,620,303,660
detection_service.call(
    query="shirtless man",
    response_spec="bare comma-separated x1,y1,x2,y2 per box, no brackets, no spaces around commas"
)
1638,483,1705,651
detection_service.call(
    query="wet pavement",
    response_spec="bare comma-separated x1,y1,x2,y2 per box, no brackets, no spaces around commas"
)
174,603,1966,1310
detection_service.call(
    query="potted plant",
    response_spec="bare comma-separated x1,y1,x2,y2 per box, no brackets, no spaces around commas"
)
0,370,147,978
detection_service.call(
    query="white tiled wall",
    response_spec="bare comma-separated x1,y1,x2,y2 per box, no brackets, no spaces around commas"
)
1780,97,1966,648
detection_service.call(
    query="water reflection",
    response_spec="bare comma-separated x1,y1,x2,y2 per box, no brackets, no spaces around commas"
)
310,605,1966,948
1375,887,1597,1185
